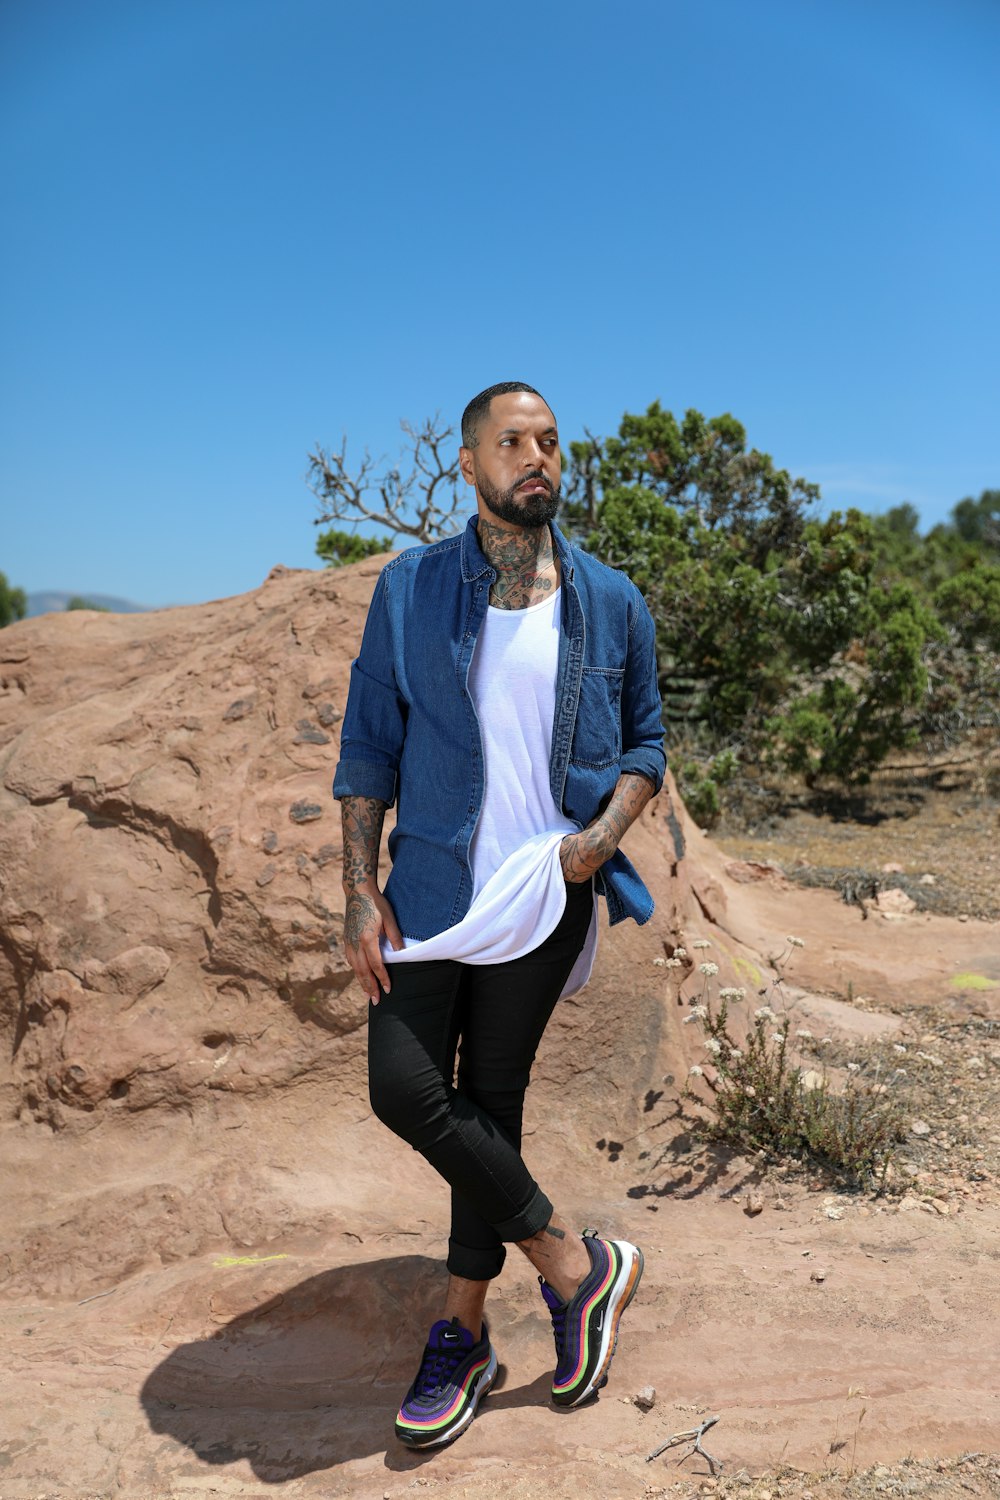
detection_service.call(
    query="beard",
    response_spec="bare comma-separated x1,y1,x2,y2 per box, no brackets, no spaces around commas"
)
477,468,561,528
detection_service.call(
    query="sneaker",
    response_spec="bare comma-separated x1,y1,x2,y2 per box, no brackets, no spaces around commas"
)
539,1231,644,1407
394,1317,498,1448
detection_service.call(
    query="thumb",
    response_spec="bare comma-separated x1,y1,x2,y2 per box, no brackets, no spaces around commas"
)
383,908,405,952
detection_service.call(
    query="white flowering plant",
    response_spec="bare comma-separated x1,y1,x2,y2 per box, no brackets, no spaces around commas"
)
678,940,907,1184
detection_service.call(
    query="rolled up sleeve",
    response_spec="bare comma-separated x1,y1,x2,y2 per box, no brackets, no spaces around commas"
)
332,568,407,806
619,585,666,792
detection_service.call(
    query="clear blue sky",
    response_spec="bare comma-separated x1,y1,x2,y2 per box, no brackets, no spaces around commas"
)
2,0,998,607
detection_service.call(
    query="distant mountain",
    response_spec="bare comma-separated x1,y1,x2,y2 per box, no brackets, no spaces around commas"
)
26,591,150,618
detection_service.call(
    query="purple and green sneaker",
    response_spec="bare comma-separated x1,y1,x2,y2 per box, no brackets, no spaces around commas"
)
394,1317,498,1448
539,1231,644,1407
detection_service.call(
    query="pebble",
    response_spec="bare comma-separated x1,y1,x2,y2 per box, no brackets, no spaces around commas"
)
810,1268,827,1283
910,1119,931,1137
634,1384,657,1411
289,800,324,823
744,1192,764,1216
223,697,254,721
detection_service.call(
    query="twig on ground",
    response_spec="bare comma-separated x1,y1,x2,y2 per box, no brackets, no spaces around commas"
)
77,1287,119,1306
646,1413,723,1471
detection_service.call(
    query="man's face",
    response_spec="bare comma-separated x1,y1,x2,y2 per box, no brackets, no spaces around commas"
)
460,391,561,529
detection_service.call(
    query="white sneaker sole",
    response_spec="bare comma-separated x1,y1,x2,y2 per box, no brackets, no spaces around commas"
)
565,1239,644,1408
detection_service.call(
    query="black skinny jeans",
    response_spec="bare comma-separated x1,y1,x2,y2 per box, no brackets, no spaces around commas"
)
367,880,594,1282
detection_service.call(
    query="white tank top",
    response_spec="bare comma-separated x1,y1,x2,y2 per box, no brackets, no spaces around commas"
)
382,588,598,995
468,589,574,893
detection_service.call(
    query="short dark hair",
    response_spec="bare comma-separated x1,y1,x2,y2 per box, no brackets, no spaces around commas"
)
461,381,545,449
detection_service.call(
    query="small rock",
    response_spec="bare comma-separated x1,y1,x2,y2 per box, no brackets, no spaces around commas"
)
824,1206,844,1220
633,1384,657,1411
810,1268,826,1283
289,800,324,823
874,887,916,915
958,913,969,922
317,701,342,727
293,719,331,745
918,873,936,885
930,1199,950,1215
744,1192,764,1216
881,862,904,874
255,864,277,887
223,697,255,721
800,1069,824,1091
910,1119,931,1137
262,830,279,853
773,1197,789,1211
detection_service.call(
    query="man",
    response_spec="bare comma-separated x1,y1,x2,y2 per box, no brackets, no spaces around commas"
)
333,381,666,1448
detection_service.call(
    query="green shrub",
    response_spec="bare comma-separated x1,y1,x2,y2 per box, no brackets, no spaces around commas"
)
316,528,392,567
675,750,738,828
679,945,907,1184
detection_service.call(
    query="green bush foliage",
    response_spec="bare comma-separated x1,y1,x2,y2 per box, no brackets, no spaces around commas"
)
316,528,392,568
66,596,110,612
562,407,998,787
0,571,27,628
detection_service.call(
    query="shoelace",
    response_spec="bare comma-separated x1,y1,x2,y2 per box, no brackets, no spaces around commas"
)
547,1301,567,1362
413,1342,468,1397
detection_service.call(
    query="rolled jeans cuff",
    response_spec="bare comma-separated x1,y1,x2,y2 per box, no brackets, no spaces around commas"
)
445,1183,554,1281
446,1238,507,1282
492,1183,553,1242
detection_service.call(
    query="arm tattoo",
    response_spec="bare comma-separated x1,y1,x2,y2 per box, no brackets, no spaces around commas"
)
561,772,656,881
341,795,388,891
344,890,378,949
543,1223,566,1240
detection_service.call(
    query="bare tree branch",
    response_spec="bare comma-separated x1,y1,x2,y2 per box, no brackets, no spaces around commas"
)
307,414,467,546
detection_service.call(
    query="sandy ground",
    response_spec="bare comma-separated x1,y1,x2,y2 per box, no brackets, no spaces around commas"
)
3,891,1000,1500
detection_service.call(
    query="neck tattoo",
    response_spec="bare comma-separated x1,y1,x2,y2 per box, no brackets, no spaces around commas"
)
478,519,558,611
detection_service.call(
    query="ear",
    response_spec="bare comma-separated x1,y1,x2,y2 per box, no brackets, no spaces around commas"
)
458,447,477,489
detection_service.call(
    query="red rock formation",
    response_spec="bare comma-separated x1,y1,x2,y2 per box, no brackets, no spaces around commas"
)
2,561,998,1492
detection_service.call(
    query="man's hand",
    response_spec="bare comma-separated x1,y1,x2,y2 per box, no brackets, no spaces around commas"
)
559,830,608,883
559,772,659,883
344,883,404,1003
340,794,402,1002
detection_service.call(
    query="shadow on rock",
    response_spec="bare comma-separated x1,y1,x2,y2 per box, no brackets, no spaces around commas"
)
141,1253,451,1482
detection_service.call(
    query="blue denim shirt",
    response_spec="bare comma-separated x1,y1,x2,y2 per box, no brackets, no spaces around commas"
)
333,517,666,939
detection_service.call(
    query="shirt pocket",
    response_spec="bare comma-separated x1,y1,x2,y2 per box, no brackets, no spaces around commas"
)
570,667,623,769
